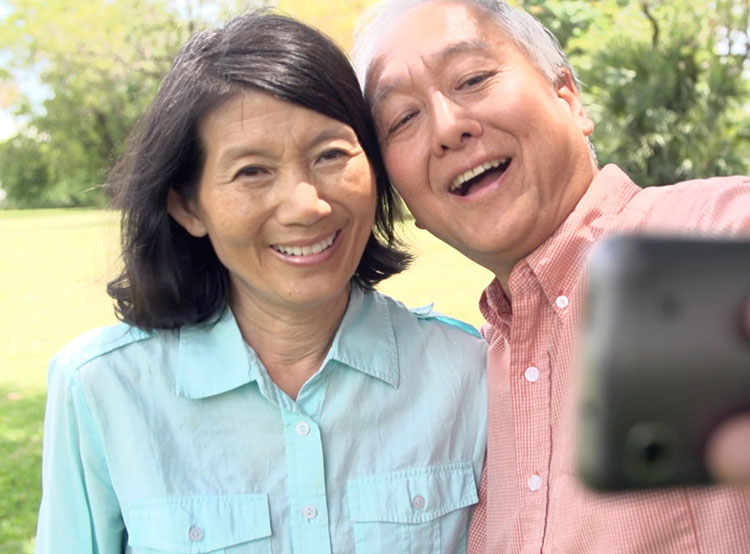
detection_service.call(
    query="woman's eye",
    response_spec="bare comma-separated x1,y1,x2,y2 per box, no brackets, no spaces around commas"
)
318,148,347,163
234,165,267,179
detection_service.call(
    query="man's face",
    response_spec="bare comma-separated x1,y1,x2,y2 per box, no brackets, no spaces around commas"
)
366,1,596,279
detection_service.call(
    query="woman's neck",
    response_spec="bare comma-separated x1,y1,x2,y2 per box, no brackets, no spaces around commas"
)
230,285,351,399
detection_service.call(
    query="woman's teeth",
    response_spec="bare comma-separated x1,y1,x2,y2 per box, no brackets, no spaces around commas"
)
272,232,336,256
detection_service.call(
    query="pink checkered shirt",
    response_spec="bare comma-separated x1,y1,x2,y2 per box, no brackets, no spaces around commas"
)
468,165,750,554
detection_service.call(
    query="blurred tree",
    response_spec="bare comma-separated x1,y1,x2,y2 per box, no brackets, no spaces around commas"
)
0,0,380,207
0,78,21,110
1,0,748,207
517,0,605,52
0,132,54,208
519,0,750,187
0,0,254,207
277,0,376,50
580,0,750,186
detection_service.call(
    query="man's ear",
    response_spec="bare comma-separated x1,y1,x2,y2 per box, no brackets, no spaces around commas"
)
166,188,208,238
556,69,595,137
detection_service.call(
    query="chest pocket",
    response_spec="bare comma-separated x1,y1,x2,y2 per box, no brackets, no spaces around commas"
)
126,494,271,554
347,461,478,554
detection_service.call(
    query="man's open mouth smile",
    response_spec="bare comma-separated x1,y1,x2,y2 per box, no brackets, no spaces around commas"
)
449,158,511,196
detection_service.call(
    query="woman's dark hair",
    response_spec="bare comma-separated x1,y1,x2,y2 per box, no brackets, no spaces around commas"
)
106,10,411,330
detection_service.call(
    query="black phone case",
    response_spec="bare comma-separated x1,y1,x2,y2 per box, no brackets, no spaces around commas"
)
577,234,750,491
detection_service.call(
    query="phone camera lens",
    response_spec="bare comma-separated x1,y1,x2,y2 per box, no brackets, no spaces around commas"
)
642,441,664,463
624,422,680,486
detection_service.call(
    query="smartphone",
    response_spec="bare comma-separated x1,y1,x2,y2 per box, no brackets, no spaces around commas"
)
577,234,750,491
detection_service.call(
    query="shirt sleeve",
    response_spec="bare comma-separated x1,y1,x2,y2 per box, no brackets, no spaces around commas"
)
35,356,125,554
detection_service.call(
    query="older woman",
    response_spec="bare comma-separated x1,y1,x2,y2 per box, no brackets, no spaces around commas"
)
35,10,486,554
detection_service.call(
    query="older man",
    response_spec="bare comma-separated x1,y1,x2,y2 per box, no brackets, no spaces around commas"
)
353,0,750,552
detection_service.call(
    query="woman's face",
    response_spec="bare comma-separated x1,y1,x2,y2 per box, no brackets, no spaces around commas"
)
169,92,376,315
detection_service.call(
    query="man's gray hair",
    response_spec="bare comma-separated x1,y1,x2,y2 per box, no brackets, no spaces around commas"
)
352,0,597,163
351,0,578,92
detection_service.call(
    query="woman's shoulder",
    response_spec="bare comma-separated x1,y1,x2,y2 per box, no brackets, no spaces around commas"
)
50,323,159,379
370,290,483,338
362,290,487,395
365,290,487,370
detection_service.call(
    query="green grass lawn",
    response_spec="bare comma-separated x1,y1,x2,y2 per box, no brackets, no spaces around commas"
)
0,208,493,553
1,209,121,554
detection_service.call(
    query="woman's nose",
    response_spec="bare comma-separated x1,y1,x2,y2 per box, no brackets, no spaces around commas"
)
275,180,332,226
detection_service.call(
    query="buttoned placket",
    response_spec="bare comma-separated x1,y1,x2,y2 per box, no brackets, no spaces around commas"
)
282,407,332,554
274,367,337,554
508,276,554,550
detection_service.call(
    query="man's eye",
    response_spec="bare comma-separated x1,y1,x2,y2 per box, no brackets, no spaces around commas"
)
459,73,490,89
389,111,418,135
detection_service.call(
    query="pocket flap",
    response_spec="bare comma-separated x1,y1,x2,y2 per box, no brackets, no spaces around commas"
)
127,493,271,553
347,461,478,524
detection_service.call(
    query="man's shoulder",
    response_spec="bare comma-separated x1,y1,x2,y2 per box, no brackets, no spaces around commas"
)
633,173,748,200
646,174,749,195
627,174,750,232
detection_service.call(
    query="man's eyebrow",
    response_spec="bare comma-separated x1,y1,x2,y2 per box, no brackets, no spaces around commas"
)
431,39,494,66
370,83,399,116
369,39,494,112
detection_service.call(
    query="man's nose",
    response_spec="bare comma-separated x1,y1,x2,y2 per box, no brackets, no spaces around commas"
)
429,93,482,156
275,180,332,226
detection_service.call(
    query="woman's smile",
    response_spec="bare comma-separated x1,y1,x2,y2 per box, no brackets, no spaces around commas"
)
271,230,338,257
169,91,377,314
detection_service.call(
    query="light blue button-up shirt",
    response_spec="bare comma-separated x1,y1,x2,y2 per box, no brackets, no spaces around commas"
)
36,286,487,554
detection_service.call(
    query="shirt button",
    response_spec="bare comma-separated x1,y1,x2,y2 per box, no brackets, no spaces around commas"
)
412,495,426,510
295,421,310,436
524,366,540,382
188,525,204,542
302,505,318,519
555,295,570,309
527,474,543,492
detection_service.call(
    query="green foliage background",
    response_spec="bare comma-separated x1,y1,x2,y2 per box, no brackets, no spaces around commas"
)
0,0,748,552
1,0,748,208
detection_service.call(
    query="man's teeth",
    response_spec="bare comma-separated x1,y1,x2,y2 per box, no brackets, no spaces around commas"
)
273,233,336,256
450,158,508,192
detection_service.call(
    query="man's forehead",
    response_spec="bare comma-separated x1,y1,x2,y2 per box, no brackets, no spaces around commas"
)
367,39,494,102
365,3,512,105
371,1,486,61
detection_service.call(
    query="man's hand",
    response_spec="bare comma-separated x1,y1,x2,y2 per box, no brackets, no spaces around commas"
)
705,300,750,483
706,414,750,483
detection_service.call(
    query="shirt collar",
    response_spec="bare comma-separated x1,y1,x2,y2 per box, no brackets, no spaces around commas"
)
176,285,399,399
176,308,252,399
324,285,400,388
480,164,642,320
